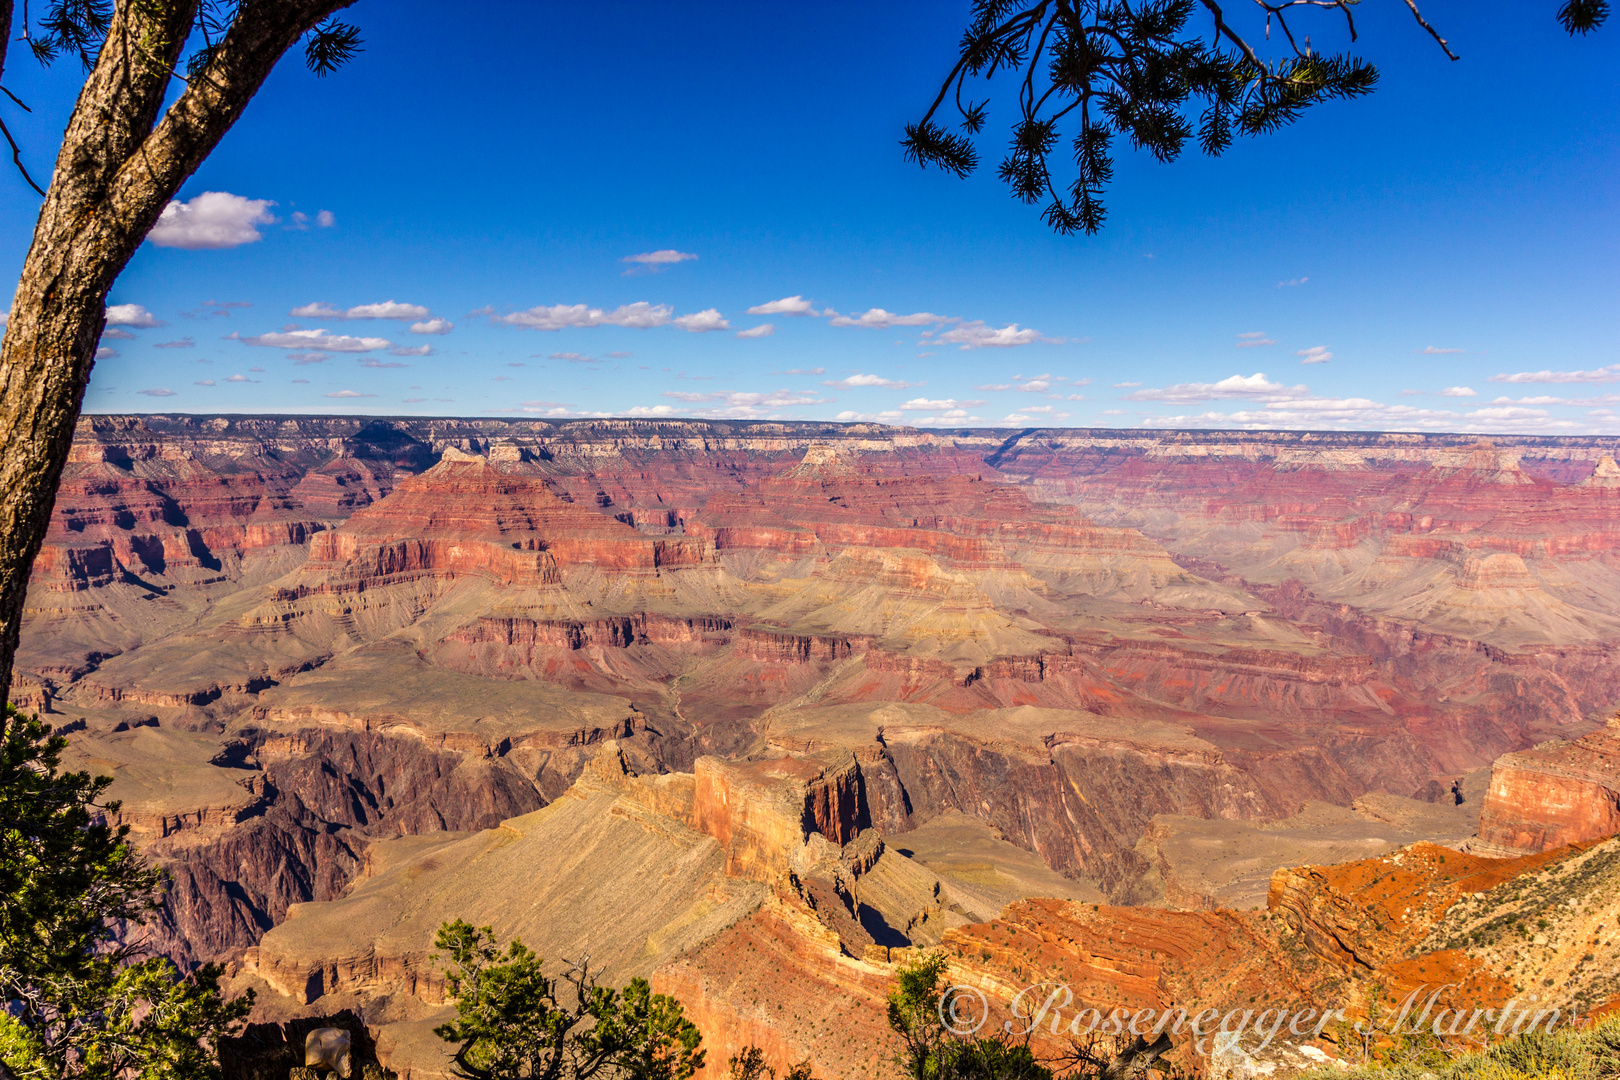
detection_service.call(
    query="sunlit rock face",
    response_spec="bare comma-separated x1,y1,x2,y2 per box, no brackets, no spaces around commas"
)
15,416,1620,1072
1476,720,1620,854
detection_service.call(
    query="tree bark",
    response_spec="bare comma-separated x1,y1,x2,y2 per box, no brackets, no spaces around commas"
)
1,0,14,86
0,0,351,709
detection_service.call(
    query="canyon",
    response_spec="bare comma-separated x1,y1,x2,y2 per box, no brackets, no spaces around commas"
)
13,415,1620,1077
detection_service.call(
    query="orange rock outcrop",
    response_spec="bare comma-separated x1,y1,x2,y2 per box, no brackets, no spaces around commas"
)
1476,721,1620,853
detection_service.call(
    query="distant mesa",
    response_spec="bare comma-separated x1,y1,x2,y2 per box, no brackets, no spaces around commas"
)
1582,454,1620,488
436,444,487,464
782,441,857,479
1441,438,1534,484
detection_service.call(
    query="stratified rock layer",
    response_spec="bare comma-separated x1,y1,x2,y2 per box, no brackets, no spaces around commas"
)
16,415,1620,1000
1477,720,1620,854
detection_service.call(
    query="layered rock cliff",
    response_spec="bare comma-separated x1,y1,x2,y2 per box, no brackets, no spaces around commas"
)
17,415,1620,998
1476,720,1620,854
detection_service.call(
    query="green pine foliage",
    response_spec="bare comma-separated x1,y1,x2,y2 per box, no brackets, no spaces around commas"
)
906,1,1609,234
432,920,705,1080
0,703,251,1080
886,952,1052,1080
725,1046,817,1080
15,0,361,75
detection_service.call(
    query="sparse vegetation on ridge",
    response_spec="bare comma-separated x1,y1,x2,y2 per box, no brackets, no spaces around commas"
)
1305,1014,1620,1080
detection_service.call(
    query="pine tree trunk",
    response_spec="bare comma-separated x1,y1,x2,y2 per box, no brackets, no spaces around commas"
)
0,1,14,86
0,0,350,710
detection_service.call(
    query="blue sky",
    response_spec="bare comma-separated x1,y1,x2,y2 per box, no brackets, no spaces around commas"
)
2,1,1617,432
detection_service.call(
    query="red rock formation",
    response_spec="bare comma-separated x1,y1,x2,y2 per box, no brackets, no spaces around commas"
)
23,415,1620,987
1476,721,1620,853
300,453,713,592
693,752,865,878
143,726,555,967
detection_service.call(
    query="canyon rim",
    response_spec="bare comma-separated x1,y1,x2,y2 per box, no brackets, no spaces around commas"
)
11,415,1620,1077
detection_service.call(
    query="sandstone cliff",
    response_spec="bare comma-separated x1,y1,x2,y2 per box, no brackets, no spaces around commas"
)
17,415,1620,1002
1476,720,1620,854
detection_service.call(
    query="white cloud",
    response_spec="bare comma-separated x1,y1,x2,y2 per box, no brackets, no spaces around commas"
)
776,367,825,375
623,250,697,266
224,374,256,383
195,379,215,386
1141,398,1457,429
647,388,827,419
910,410,987,426
1439,386,1478,397
1297,346,1333,365
347,300,430,320
293,300,431,320
289,210,337,230
1422,346,1465,354
410,318,453,335
137,388,175,397
389,344,432,357
827,308,943,329
154,337,194,349
94,346,117,359
898,397,985,411
822,373,921,389
1112,381,1142,388
498,302,673,330
289,352,329,365
1016,378,1050,392
1277,277,1309,288
736,324,775,338
325,390,376,398
674,308,730,333
106,304,164,328
1488,393,1620,407
487,400,614,418
747,296,818,316
833,409,904,422
1127,372,1309,403
235,329,392,352
1130,392,1589,434
936,321,1044,349
549,352,601,364
1490,364,1620,384
1467,406,1553,422
348,302,427,318
0,311,7,328
147,192,276,249
1237,331,1276,347
976,383,1012,391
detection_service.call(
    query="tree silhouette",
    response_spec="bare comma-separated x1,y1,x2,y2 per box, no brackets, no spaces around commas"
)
905,1,1609,234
